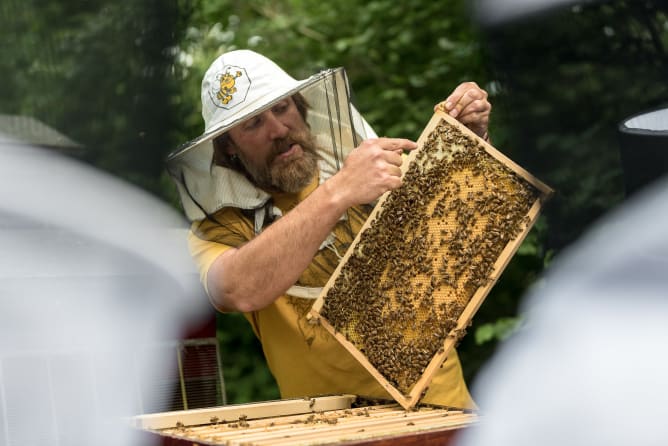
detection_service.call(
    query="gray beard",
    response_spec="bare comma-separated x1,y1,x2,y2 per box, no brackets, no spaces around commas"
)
238,142,321,193
270,150,319,193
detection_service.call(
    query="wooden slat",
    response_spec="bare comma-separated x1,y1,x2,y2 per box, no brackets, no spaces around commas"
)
132,394,356,430
260,413,474,446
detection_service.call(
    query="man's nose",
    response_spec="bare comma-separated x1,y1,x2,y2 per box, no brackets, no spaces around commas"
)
265,112,290,139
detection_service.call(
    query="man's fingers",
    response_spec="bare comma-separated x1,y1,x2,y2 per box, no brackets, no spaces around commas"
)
458,101,491,123
384,150,404,167
388,164,402,178
454,90,487,118
437,82,487,118
363,137,417,152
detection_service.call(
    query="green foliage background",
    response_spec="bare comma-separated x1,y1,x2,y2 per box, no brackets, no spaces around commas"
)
2,0,667,405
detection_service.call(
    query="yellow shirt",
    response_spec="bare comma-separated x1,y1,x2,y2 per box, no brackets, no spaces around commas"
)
188,176,475,408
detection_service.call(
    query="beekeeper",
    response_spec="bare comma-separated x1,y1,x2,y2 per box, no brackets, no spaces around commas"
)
168,49,491,407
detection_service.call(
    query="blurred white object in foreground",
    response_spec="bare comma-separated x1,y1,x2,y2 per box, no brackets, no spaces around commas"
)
0,134,208,446
456,176,668,446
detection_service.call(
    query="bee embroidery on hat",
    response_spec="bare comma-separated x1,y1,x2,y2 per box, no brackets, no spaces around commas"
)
210,65,250,109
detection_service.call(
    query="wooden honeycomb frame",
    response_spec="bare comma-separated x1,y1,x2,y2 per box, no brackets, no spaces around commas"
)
308,111,553,410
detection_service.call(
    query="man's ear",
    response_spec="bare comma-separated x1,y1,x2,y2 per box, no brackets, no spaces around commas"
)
212,133,236,167
225,141,237,156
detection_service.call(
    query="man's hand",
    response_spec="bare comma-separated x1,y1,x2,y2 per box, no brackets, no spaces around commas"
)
435,82,491,141
327,137,417,207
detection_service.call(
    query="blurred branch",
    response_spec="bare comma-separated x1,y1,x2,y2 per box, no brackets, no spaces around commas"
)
638,1,667,68
249,2,327,42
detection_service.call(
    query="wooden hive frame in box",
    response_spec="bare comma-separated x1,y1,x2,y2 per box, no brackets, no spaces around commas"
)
308,110,553,410
132,394,478,445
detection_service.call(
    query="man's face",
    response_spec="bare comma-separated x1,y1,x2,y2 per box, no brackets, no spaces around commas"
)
227,97,320,193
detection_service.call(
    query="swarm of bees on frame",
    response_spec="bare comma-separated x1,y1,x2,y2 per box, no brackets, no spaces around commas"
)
320,119,541,394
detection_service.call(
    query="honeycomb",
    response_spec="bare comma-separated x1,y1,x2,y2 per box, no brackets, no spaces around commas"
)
309,112,552,409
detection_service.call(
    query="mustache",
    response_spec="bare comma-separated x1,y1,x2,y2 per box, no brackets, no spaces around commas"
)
269,130,317,161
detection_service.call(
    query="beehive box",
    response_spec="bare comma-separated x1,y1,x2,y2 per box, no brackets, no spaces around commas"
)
308,111,553,409
133,395,478,445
